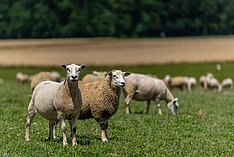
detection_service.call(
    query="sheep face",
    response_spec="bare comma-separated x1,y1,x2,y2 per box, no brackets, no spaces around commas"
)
61,64,87,82
167,98,179,115
109,70,131,87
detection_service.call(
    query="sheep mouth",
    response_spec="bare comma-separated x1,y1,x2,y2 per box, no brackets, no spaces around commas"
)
70,78,78,82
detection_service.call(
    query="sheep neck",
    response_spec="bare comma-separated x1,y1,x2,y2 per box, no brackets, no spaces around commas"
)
109,78,121,98
165,88,174,103
64,78,79,102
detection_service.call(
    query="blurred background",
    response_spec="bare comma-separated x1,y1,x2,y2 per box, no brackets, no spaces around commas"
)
1,0,234,66
1,0,234,38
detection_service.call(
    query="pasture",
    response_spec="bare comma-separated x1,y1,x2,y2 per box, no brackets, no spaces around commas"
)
1,62,234,156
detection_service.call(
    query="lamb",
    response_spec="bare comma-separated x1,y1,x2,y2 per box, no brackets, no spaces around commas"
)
16,72,30,83
82,71,107,82
123,73,179,115
25,64,87,146
30,72,58,92
77,70,130,142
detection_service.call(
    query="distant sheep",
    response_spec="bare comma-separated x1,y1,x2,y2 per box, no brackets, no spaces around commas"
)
123,73,179,115
25,64,87,146
30,71,61,92
82,71,107,82
200,73,221,92
221,78,233,90
164,75,192,91
78,70,130,142
16,72,30,83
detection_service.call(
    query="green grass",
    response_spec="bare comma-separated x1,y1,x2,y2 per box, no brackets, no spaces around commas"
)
1,62,234,156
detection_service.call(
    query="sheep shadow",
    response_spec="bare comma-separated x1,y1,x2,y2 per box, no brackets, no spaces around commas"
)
42,134,101,146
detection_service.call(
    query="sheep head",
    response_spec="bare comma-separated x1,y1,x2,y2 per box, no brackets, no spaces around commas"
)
108,70,131,87
61,64,87,82
167,97,179,115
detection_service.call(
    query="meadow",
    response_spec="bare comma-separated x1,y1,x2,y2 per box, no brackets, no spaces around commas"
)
1,62,234,156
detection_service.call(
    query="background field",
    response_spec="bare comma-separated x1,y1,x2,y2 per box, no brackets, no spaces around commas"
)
1,62,234,156
1,37,234,66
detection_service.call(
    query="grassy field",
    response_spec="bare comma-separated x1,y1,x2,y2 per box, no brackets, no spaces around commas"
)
1,62,234,156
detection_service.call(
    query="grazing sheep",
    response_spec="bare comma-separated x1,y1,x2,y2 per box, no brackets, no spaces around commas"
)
16,72,30,83
78,70,130,142
82,71,107,82
30,72,58,93
25,64,87,146
123,73,179,115
164,75,190,91
200,73,221,92
221,78,233,90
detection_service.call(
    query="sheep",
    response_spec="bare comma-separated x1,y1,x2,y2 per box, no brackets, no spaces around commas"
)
123,73,179,115
200,73,221,91
221,78,233,90
50,71,61,82
77,70,130,142
16,72,30,83
82,71,107,82
30,72,58,93
25,64,87,146
164,75,190,91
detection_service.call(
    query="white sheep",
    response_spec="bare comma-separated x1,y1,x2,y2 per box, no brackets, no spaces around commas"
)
221,78,233,90
200,73,221,91
16,72,30,83
82,71,107,82
77,70,130,142
123,73,179,115
25,64,87,146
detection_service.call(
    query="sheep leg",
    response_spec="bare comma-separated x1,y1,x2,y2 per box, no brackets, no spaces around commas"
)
146,100,151,114
57,111,67,146
156,97,162,115
25,100,36,141
124,93,134,114
48,121,57,141
99,118,108,142
70,118,78,146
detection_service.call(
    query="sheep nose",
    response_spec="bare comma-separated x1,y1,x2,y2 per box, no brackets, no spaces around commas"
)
71,75,78,79
121,82,125,86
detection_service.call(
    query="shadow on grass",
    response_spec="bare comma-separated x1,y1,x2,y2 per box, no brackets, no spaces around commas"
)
42,134,102,146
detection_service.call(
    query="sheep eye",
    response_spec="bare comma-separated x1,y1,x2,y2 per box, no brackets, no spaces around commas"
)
113,75,117,78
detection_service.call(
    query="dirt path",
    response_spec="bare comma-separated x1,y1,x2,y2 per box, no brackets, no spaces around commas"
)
0,38,234,66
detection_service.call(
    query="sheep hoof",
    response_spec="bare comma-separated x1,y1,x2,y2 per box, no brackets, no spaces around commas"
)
63,142,68,146
25,138,30,142
102,138,108,142
72,142,77,146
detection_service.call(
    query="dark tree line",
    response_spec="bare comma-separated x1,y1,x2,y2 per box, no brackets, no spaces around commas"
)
0,0,234,38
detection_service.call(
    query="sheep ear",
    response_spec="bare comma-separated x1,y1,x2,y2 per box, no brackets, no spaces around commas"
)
80,64,87,69
61,64,67,69
108,71,112,77
124,72,131,76
92,71,98,75
173,98,178,104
